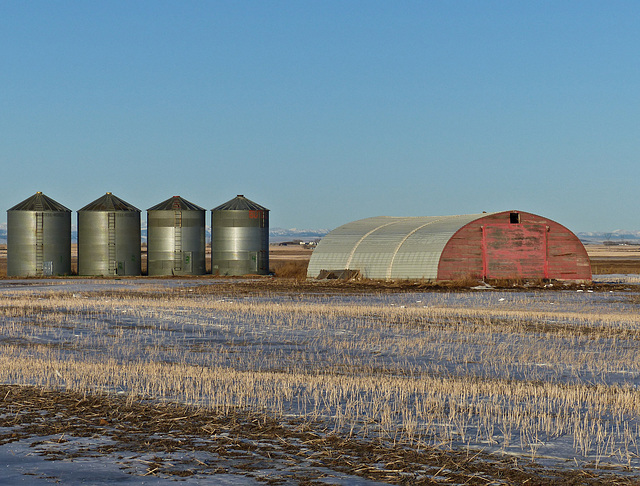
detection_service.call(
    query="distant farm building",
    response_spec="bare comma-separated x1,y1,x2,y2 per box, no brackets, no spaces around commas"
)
307,211,591,281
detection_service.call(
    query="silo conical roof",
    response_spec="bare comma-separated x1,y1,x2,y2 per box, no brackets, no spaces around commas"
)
8,192,70,212
212,195,269,211
79,192,140,212
147,196,205,211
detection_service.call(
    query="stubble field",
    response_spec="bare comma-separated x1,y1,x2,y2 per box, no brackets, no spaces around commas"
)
1,275,640,484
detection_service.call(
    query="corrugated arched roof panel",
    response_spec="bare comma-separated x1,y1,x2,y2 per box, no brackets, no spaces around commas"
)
385,215,482,279
308,213,494,280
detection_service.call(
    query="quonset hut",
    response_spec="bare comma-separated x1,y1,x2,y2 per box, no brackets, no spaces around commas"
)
7,192,72,276
77,192,141,276
211,195,269,275
147,196,206,276
307,210,591,281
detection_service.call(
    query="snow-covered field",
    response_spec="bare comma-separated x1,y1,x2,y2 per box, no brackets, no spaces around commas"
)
1,278,640,484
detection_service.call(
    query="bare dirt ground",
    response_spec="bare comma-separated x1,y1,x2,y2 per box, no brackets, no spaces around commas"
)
1,384,633,485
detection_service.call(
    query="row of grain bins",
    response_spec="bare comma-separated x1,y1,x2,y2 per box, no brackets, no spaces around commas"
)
6,192,269,277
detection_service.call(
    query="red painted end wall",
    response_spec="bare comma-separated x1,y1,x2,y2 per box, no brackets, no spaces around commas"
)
437,211,591,281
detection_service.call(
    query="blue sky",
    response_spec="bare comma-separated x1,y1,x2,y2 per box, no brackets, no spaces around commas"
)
1,1,639,232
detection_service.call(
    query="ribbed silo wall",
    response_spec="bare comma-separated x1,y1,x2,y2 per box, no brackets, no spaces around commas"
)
77,211,141,276
7,211,71,276
211,210,269,275
147,210,206,276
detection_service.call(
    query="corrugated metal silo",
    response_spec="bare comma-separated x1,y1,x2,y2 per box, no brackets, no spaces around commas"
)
7,192,71,276
77,192,141,276
211,195,269,275
147,196,206,276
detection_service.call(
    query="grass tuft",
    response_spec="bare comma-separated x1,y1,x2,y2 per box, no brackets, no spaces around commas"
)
270,260,309,279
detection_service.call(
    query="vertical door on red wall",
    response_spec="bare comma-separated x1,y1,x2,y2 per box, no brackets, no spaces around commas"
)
482,224,548,279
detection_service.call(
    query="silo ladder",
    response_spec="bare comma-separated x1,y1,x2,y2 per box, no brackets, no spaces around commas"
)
174,211,182,272
35,212,44,276
108,212,117,275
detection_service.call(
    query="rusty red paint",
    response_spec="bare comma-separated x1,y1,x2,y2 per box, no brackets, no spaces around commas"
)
438,211,591,281
482,224,548,279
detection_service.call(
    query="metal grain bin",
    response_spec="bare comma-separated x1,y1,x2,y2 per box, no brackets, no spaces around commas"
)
77,192,141,276
7,192,71,276
211,195,269,275
147,196,206,276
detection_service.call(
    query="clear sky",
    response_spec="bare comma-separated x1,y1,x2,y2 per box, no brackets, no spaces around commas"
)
1,1,639,232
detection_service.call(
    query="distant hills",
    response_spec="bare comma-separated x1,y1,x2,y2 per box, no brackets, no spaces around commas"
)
0,223,329,244
268,227,330,243
576,230,640,245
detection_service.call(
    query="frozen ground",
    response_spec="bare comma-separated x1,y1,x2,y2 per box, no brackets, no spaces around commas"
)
1,278,640,484
0,435,387,486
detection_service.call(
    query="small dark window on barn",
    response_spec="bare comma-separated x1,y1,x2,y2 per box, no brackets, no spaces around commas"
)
510,212,520,224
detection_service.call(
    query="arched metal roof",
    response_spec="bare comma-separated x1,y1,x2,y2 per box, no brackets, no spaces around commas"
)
307,213,496,280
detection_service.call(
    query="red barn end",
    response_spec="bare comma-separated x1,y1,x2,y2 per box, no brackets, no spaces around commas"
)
307,211,591,282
